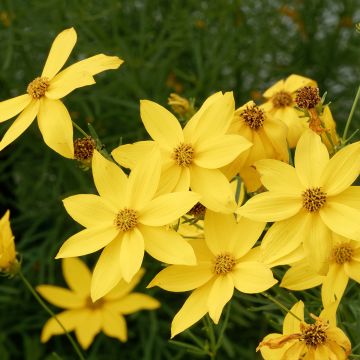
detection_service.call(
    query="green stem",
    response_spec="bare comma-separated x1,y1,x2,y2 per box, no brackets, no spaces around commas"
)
203,315,217,359
263,293,302,322
342,85,360,142
72,121,89,138
18,270,85,360
215,302,231,351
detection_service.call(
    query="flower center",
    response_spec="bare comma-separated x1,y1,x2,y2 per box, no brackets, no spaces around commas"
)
272,91,293,108
74,137,96,162
300,320,328,347
114,208,138,232
172,143,194,167
213,253,236,275
332,244,354,264
302,187,327,212
27,76,50,99
86,297,104,310
240,105,265,130
188,202,206,218
295,86,321,109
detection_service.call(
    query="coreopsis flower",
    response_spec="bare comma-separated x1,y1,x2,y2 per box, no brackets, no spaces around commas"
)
0,27,123,158
222,100,288,192
56,149,200,300
257,300,351,359
37,258,159,350
281,233,360,306
112,92,252,213
148,211,277,337
0,210,18,274
262,74,317,148
237,130,360,274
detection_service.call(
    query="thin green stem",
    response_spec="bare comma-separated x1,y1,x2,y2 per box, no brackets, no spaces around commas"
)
215,302,231,351
342,85,360,141
18,270,85,360
263,293,302,322
203,315,217,359
72,121,89,137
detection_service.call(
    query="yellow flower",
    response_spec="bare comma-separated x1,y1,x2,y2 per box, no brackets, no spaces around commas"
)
37,258,159,350
112,92,252,213
0,28,123,158
0,210,17,272
238,130,360,274
56,149,200,300
257,300,351,360
222,100,289,192
262,74,317,148
281,233,360,306
148,211,276,337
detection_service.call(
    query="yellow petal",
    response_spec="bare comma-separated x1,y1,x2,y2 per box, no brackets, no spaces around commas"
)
303,213,332,275
139,192,200,226
320,141,360,196
284,74,317,93
326,327,352,355
261,212,310,265
237,192,302,222
92,150,128,209
74,309,102,349
283,300,304,335
147,264,213,291
45,70,95,99
279,107,307,149
258,333,291,360
190,167,236,213
37,98,74,158
140,100,183,149
156,163,185,195
111,141,156,169
194,134,252,169
102,310,127,342
232,261,277,293
294,130,329,187
63,194,116,228
0,100,39,151
207,275,234,324
140,225,196,265
91,234,124,301
36,285,85,309
330,186,360,210
281,262,324,291
62,258,91,297
127,146,161,209
56,226,119,258
41,28,77,79
344,260,360,283
120,228,144,283
255,159,303,194
321,264,348,306
0,94,32,123
105,293,160,314
41,309,86,342
282,342,307,360
188,239,214,262
320,202,360,240
171,280,213,338
266,244,305,267
263,79,285,98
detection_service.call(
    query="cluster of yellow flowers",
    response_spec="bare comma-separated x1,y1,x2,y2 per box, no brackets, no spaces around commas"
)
0,28,359,359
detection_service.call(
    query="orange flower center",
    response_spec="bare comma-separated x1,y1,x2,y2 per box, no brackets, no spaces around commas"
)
74,137,96,162
240,105,265,130
213,253,236,275
172,143,194,167
295,86,321,109
272,91,293,108
332,244,354,264
300,320,328,347
114,208,138,232
302,187,327,212
27,76,49,99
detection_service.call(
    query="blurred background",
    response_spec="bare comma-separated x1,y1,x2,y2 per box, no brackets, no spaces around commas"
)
0,0,359,359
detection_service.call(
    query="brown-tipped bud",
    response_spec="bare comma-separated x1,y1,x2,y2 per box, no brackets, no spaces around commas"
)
295,86,321,109
188,202,206,218
74,137,96,162
168,93,190,116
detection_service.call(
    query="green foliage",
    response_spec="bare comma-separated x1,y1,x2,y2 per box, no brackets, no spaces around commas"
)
0,0,359,359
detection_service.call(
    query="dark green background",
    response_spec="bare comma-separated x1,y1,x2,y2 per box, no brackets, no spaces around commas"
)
0,0,359,359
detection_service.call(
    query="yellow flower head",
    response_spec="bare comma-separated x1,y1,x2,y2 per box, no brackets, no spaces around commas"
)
56,149,200,300
238,130,360,274
148,211,277,337
112,92,252,213
257,300,351,360
0,27,123,158
0,210,17,273
37,258,159,350
222,100,289,192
